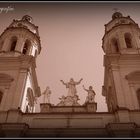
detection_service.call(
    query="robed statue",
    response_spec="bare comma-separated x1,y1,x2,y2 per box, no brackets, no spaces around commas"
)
42,86,51,103
60,78,83,97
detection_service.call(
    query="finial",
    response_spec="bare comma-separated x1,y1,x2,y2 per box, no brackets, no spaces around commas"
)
113,8,119,13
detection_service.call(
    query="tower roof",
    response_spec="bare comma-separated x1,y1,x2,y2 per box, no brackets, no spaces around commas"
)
103,11,138,34
8,15,39,37
0,15,41,55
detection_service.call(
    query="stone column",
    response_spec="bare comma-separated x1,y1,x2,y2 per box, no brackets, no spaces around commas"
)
11,68,28,110
15,37,25,53
0,85,11,111
118,32,127,50
115,109,130,123
2,37,11,52
131,28,139,50
129,83,139,110
111,65,126,108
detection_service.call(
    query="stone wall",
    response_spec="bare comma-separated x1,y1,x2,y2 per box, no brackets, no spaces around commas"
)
0,109,140,137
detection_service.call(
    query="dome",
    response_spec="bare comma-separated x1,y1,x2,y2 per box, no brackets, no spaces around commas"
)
22,15,33,23
112,12,123,20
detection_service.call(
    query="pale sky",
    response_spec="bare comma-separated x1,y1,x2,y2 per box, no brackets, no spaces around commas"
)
0,2,140,112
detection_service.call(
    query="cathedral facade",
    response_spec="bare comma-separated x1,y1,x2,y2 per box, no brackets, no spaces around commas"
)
0,12,140,137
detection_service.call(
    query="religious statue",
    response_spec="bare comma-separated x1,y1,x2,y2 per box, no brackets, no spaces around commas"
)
60,78,83,97
42,86,51,104
58,95,66,106
72,95,80,105
83,85,96,103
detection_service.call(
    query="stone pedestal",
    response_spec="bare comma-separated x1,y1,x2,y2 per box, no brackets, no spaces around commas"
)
57,95,80,106
86,102,97,112
40,102,97,113
40,103,52,112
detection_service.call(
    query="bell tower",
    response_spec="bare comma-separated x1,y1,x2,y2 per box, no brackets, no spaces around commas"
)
0,15,41,112
102,12,140,112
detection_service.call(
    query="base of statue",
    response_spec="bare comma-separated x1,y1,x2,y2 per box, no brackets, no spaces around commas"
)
84,102,97,112
40,102,97,113
57,95,80,106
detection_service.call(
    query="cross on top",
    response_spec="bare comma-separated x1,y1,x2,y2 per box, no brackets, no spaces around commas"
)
113,8,119,13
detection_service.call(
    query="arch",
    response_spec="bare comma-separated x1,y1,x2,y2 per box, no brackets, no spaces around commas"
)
26,88,34,112
0,90,3,105
10,36,17,51
35,50,38,57
22,39,31,55
111,38,119,53
27,88,34,106
124,33,133,48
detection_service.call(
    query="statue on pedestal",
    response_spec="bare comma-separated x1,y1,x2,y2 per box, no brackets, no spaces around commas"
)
60,78,83,97
83,85,96,103
42,86,51,104
57,78,83,106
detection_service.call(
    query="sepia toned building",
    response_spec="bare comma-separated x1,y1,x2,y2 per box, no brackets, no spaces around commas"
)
0,12,140,137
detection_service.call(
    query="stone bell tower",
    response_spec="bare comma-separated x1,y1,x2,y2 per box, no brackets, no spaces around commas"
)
102,11,140,112
0,15,41,112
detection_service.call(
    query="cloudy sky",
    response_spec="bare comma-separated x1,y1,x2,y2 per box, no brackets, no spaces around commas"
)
0,2,140,112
